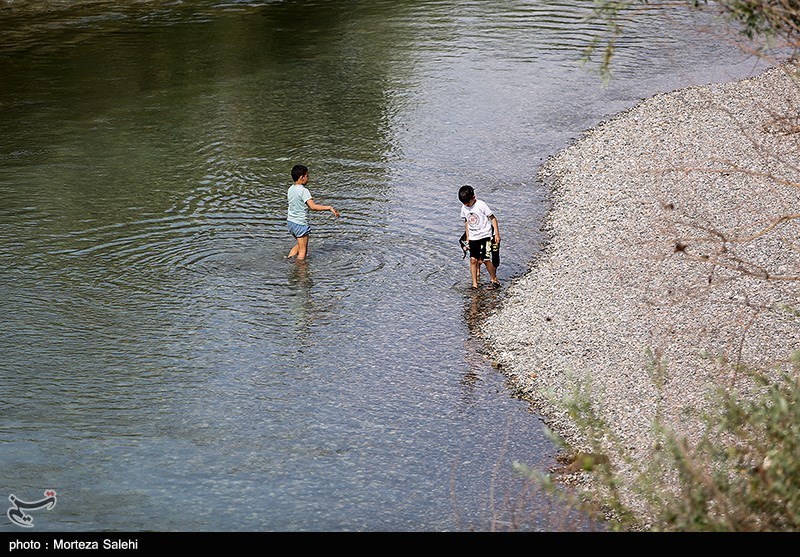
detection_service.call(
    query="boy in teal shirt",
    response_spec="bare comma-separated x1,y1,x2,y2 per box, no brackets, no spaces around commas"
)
287,164,339,260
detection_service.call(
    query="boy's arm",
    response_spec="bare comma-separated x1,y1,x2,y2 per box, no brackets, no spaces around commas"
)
489,215,500,244
306,198,340,217
464,220,470,242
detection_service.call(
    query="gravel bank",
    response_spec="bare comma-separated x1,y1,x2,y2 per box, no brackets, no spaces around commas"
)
482,61,800,522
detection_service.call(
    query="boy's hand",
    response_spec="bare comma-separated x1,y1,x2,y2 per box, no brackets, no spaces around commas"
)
331,207,340,218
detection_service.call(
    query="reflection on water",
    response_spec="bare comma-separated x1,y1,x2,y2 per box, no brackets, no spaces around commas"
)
0,0,770,531
287,259,314,339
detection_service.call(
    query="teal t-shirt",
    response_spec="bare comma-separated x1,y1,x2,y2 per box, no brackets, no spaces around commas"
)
287,184,312,225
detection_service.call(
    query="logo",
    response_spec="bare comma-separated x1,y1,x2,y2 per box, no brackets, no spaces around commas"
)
7,490,57,528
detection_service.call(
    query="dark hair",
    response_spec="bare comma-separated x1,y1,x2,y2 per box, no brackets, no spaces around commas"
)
458,185,475,204
291,164,308,182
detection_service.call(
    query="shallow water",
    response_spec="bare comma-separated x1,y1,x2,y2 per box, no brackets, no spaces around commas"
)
0,0,770,531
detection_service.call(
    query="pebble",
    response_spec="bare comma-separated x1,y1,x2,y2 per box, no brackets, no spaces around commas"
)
481,60,800,522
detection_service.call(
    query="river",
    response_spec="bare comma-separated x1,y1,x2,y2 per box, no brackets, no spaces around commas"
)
0,0,770,531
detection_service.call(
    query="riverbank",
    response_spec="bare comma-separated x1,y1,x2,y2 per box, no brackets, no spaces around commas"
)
482,60,800,525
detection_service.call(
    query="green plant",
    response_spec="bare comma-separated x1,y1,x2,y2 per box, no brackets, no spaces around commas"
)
645,362,800,530
523,354,800,531
514,374,641,531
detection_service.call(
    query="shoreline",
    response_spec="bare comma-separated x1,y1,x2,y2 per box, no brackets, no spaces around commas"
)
482,60,800,522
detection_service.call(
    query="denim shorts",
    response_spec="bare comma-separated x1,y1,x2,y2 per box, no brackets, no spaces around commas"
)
287,220,311,238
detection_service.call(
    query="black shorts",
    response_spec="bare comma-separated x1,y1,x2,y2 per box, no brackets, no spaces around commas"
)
468,237,492,261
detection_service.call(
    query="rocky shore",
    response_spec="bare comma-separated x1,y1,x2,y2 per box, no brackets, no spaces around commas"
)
482,60,800,522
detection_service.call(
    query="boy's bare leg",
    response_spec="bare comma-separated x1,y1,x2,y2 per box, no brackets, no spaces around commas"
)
470,258,480,288
288,235,309,259
484,260,498,283
295,235,309,260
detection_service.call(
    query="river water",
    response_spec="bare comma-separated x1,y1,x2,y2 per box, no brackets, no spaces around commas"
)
0,0,770,531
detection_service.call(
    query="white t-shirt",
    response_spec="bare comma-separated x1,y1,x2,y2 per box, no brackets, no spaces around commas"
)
287,184,313,225
461,199,494,240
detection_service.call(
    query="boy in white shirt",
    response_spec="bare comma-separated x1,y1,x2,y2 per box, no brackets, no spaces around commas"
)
459,185,501,289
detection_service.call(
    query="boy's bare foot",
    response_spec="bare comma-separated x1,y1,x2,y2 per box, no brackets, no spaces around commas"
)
486,280,501,289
